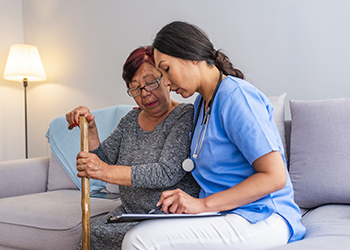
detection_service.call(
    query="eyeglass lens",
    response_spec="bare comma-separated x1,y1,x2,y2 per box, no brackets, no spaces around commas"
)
128,75,161,97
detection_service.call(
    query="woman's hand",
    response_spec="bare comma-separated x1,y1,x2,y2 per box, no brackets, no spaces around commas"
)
76,151,133,186
66,106,100,150
157,189,206,214
76,151,108,180
66,106,96,129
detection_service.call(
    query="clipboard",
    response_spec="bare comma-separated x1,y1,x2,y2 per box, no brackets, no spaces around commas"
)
107,212,221,223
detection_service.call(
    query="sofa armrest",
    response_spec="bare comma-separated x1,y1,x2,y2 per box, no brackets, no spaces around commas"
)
0,156,50,198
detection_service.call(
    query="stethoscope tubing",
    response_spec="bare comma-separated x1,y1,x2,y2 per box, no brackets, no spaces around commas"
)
182,71,223,172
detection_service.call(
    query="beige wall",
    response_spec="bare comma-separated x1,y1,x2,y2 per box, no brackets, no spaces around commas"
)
1,0,350,161
0,0,24,160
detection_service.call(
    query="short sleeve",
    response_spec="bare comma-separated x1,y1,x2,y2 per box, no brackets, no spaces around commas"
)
219,86,281,164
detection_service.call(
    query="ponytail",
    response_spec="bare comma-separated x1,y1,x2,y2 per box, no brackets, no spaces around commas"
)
214,50,244,79
153,21,244,79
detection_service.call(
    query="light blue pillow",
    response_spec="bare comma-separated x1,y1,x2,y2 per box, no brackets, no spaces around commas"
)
46,105,133,193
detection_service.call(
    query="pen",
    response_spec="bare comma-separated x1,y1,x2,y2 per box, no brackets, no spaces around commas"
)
148,205,162,214
107,215,121,223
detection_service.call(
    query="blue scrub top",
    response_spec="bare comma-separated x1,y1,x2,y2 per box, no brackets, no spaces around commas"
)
190,76,305,243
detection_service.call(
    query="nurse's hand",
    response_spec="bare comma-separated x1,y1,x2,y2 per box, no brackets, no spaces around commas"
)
157,189,205,214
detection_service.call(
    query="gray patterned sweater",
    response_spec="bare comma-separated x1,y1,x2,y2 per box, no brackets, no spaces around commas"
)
92,103,200,214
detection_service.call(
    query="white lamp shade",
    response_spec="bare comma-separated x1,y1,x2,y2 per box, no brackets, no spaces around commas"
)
3,44,46,82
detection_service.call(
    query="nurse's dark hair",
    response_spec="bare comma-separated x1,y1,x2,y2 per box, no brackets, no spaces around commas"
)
152,21,244,79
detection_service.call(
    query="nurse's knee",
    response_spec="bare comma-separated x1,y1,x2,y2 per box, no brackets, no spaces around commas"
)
122,226,140,250
123,220,165,249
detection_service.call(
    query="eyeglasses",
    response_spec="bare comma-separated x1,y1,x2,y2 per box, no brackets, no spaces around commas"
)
127,75,162,97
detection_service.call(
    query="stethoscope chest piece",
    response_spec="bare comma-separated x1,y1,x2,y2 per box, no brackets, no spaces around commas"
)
182,158,195,172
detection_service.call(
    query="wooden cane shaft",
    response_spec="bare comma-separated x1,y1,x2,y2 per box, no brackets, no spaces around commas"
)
79,116,91,250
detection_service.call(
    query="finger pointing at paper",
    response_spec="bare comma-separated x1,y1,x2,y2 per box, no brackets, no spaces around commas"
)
157,189,206,214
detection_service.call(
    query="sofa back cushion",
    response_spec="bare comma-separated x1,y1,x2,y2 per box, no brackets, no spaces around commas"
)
268,93,287,159
47,152,78,191
289,98,350,208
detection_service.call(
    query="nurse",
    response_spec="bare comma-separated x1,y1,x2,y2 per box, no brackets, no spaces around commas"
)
122,21,305,250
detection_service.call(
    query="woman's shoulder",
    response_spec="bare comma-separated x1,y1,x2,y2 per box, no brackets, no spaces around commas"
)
174,102,194,116
166,103,194,123
221,75,252,91
118,108,140,126
218,76,266,102
178,102,194,112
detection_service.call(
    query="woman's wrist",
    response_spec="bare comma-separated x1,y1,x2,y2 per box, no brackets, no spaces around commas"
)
201,192,236,213
88,128,100,150
202,197,215,213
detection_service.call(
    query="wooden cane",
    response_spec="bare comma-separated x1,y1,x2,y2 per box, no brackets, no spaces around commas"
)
79,116,91,250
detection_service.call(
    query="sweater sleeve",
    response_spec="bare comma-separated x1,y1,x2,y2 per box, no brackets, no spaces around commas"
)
131,104,194,189
90,116,125,165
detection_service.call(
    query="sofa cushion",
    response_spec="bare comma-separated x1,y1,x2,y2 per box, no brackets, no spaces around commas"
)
269,235,350,250
289,99,350,208
268,93,287,159
301,204,350,239
269,204,350,249
0,190,121,250
47,152,78,191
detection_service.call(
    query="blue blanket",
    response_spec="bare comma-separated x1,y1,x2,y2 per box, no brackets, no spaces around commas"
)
46,105,133,192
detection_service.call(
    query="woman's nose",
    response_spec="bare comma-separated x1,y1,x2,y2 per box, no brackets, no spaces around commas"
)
140,87,151,97
162,76,171,87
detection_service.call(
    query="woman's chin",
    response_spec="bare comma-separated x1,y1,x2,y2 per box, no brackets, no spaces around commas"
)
179,91,194,99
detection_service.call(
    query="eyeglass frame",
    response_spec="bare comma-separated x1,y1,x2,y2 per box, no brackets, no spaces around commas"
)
127,75,162,97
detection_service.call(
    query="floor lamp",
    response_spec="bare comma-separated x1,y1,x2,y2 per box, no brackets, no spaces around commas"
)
3,44,46,159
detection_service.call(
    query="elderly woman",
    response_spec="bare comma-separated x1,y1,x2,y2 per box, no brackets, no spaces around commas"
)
66,46,200,250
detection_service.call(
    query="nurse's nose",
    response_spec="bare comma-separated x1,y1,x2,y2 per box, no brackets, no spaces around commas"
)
162,75,171,87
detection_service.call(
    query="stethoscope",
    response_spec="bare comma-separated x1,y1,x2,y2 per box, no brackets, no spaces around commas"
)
182,71,223,172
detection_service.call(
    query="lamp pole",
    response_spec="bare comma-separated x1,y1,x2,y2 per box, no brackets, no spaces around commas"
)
3,44,46,159
23,78,28,159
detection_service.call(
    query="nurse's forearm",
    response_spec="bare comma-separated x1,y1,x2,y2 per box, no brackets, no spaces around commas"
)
203,151,286,212
202,173,280,212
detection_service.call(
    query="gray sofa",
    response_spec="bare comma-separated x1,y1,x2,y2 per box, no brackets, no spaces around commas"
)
1,97,350,250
